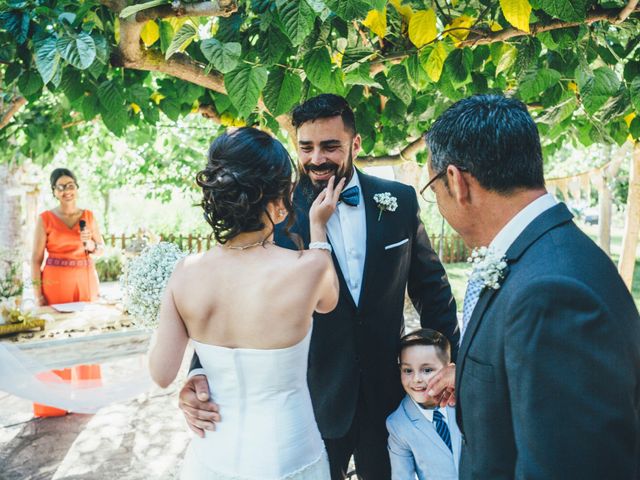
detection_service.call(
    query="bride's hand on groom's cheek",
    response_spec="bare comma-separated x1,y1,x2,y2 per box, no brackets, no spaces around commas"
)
179,375,221,437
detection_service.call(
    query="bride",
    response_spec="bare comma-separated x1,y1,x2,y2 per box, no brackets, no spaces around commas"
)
148,127,344,479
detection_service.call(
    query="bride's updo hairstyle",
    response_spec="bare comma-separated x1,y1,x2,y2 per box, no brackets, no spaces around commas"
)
197,127,299,246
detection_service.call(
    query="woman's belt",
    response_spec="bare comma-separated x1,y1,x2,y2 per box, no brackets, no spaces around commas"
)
45,257,93,267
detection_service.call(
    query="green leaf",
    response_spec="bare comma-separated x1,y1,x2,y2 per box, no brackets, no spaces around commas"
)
518,68,561,101
581,67,620,115
630,116,640,140
278,0,316,46
630,77,640,113
224,65,269,118
257,27,290,66
444,48,472,87
93,35,110,64
101,106,128,136
34,36,62,85
405,55,429,90
200,39,241,74
4,62,21,85
82,93,100,120
423,43,449,82
0,11,30,44
325,0,370,20
387,64,412,106
159,20,173,54
119,0,166,19
97,80,125,111
159,97,181,121
263,67,303,117
538,0,589,21
341,47,376,73
17,70,43,97
344,64,383,88
165,23,198,60
56,32,97,70
60,70,84,102
492,43,518,77
303,47,332,90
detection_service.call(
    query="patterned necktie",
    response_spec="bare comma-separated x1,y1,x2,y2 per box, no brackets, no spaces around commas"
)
432,409,453,452
339,185,360,206
461,275,483,339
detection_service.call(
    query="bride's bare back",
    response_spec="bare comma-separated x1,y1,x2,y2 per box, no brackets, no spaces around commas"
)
172,244,335,349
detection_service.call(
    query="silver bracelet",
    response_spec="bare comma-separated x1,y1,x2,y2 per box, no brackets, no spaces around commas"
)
309,242,332,253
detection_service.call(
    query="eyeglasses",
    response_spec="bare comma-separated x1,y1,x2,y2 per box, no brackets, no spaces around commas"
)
419,166,468,203
54,182,77,192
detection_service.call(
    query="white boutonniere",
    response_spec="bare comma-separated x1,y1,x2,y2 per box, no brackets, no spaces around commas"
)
373,192,398,221
467,246,508,291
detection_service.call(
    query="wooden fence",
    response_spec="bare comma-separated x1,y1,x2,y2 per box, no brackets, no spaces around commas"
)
105,233,470,263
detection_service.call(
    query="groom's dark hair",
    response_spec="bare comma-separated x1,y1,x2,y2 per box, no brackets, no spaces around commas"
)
291,94,356,136
424,94,545,194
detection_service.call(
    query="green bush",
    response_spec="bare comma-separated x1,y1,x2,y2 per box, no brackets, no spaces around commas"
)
95,248,125,282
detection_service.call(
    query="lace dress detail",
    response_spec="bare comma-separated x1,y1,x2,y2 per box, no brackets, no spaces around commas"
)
180,327,329,480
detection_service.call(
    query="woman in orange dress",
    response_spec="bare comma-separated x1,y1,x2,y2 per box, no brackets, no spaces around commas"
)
30,168,105,417
31,168,104,305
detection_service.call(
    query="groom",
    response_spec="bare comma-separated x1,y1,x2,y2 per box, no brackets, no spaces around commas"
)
179,94,459,479
424,94,640,479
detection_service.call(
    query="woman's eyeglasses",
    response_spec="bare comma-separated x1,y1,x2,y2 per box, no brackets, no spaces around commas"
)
54,182,78,192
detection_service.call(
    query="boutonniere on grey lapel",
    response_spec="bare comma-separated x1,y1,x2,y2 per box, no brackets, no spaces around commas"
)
373,192,398,221
467,246,508,291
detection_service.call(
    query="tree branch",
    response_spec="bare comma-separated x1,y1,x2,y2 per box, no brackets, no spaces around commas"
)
0,96,27,130
616,0,639,23
357,136,425,167
134,0,238,23
461,5,640,47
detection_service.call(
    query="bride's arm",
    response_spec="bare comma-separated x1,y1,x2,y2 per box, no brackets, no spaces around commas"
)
149,272,189,388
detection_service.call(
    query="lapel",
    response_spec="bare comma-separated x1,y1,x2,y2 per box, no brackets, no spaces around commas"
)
357,170,386,312
455,203,574,430
402,396,453,458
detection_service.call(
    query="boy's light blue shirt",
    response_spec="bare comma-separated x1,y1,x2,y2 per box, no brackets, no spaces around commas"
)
386,394,461,480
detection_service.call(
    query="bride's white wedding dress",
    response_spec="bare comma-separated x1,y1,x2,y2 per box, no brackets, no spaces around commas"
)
180,326,330,479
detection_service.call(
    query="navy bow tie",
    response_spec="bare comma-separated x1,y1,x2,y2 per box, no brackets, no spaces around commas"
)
340,185,360,207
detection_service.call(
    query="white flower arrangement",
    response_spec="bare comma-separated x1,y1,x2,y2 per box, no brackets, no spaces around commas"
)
373,192,398,221
121,242,186,327
0,248,24,325
467,246,508,291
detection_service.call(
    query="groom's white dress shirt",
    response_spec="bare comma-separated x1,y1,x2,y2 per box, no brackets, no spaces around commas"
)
326,169,366,305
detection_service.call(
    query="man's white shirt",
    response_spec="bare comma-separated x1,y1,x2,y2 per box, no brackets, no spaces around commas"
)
489,193,557,257
326,168,366,305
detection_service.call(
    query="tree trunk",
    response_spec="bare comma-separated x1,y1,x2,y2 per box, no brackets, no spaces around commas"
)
0,164,23,254
102,190,111,233
598,175,613,255
618,142,640,289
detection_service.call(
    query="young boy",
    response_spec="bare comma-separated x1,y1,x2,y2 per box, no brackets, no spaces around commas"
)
386,328,461,480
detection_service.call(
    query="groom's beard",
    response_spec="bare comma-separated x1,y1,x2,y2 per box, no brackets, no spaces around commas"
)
300,148,354,202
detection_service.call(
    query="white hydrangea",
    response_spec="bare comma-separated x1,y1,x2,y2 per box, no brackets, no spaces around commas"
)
467,246,508,291
373,192,398,220
121,242,186,327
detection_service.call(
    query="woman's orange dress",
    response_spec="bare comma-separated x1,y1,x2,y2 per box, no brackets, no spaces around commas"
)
34,210,101,417
40,210,99,304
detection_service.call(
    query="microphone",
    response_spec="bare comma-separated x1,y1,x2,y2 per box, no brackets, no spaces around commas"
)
79,220,87,253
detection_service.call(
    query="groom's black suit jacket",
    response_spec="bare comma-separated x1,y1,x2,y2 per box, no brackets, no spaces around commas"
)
456,203,640,479
276,170,458,438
